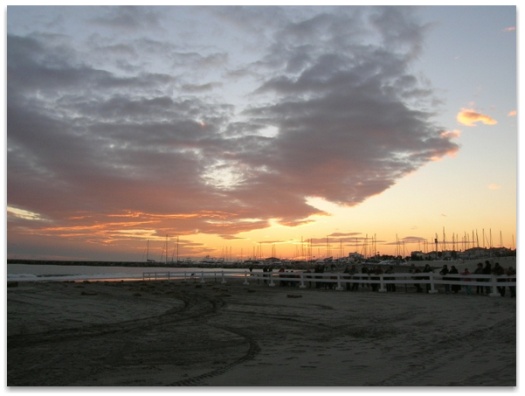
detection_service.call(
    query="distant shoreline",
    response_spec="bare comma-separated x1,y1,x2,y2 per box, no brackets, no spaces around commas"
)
7,255,517,272
6,259,223,268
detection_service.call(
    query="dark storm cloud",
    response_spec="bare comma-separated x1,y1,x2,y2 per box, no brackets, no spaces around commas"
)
7,6,459,255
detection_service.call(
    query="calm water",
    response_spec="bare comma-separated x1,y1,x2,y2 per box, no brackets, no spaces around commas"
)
7,263,252,282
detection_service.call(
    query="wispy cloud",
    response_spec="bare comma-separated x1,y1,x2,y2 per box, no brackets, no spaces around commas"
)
508,110,517,117
456,108,497,127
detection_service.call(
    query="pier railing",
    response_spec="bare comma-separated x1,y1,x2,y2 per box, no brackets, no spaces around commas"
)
142,270,516,297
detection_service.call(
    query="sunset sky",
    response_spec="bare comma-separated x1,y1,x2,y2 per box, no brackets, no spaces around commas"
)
5,4,517,262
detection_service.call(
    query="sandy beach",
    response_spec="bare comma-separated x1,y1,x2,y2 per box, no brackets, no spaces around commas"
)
7,260,516,387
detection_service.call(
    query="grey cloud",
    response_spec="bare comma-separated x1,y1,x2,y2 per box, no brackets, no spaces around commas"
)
7,35,179,102
181,82,222,93
89,6,163,33
7,7,460,248
8,33,230,219
171,51,228,71
369,6,429,59
95,43,138,58
210,6,288,36
235,9,458,207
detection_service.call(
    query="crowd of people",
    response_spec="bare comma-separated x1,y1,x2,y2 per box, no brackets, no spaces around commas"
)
409,261,516,297
254,261,516,297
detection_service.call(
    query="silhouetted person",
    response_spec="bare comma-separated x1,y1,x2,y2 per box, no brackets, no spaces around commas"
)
474,263,484,294
483,261,492,294
423,264,433,293
506,266,516,298
449,265,460,293
440,264,450,293
461,268,472,295
492,262,505,297
371,266,382,292
385,266,396,292
361,266,370,290
350,265,359,291
314,264,324,289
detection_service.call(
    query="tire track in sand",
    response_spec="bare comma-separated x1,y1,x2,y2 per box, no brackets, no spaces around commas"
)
169,325,261,386
8,284,260,386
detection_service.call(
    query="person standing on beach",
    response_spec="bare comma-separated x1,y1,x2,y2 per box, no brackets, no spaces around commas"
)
440,264,450,294
372,266,383,292
492,262,505,297
461,267,472,295
483,261,492,295
314,263,324,289
350,265,359,291
506,266,516,298
449,265,460,294
423,264,433,293
361,266,369,290
410,265,423,293
385,266,396,292
474,263,484,294
344,264,358,291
